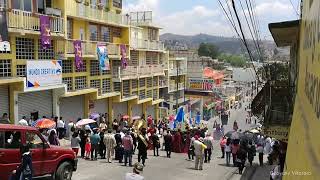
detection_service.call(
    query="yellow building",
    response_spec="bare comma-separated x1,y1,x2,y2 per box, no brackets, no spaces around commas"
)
0,1,166,125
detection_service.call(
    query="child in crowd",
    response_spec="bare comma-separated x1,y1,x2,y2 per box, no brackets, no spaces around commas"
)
85,137,91,159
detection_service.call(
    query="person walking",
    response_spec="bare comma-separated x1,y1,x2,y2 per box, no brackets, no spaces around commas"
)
71,132,81,156
194,136,207,170
115,130,123,162
79,129,88,158
131,131,137,154
236,143,247,174
152,133,160,156
125,162,144,180
103,129,116,163
257,143,264,166
225,138,232,166
220,136,227,158
203,133,213,163
90,130,101,160
188,135,195,161
164,130,173,158
122,130,134,167
232,142,240,166
137,128,148,166
247,141,256,166
11,145,33,180
99,130,106,159
57,117,65,139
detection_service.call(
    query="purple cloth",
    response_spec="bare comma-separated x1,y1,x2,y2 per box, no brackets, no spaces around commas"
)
40,15,51,49
73,40,83,70
120,44,128,69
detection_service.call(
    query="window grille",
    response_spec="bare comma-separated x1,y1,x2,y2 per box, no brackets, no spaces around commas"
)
62,77,73,91
38,39,54,60
16,38,34,60
147,77,152,88
62,60,72,73
90,79,101,94
139,78,145,87
113,82,121,92
16,65,26,77
130,51,138,66
131,79,138,89
75,76,87,90
0,59,11,77
147,90,152,98
123,80,130,97
75,60,87,72
102,78,111,94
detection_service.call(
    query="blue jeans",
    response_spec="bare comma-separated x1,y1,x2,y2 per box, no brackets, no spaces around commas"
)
124,149,132,166
226,152,231,166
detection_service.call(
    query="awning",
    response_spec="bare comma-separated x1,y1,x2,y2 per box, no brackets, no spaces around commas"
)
268,20,300,47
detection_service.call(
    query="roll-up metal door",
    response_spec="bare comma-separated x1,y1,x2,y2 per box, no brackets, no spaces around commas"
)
91,99,108,114
132,104,142,117
60,95,84,122
18,90,53,120
113,102,127,120
0,86,9,116
146,105,155,119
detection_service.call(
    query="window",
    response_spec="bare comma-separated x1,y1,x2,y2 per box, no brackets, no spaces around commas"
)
45,0,52,8
113,82,120,92
123,80,130,97
16,65,26,77
101,26,110,42
75,76,87,90
0,131,21,149
102,78,111,94
147,78,152,88
37,0,45,14
16,38,34,60
148,28,157,41
90,60,100,76
67,19,73,39
23,0,32,11
153,89,158,100
89,25,98,41
153,76,158,86
147,90,152,98
26,132,44,149
139,90,145,100
132,90,137,96
139,78,145,87
112,27,121,37
131,79,138,89
90,79,101,94
62,60,72,73
75,60,87,72
0,0,7,8
38,40,54,60
0,59,11,77
62,77,73,91
130,51,138,66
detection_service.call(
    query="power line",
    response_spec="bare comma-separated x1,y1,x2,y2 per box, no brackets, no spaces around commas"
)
230,0,260,83
289,0,300,16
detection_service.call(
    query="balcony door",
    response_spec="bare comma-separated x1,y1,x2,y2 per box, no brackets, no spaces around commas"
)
12,0,32,11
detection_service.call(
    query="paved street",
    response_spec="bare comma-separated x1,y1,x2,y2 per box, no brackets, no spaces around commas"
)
71,96,253,180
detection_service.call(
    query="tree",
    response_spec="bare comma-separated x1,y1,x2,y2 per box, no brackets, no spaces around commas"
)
217,53,247,67
198,43,219,59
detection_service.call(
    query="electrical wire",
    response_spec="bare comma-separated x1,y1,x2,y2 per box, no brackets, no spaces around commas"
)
230,0,260,83
289,0,300,16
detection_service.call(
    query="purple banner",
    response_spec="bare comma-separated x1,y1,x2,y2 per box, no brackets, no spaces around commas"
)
73,40,83,70
40,15,51,49
120,44,128,69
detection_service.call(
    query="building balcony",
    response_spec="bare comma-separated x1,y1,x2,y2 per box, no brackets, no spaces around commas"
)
113,64,165,80
159,80,168,88
66,1,128,26
169,68,187,76
130,11,160,28
131,38,165,51
7,9,64,35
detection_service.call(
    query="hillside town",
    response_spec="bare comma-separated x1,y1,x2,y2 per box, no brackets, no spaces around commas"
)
0,0,317,180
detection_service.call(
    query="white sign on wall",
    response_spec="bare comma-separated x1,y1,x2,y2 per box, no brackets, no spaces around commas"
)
26,60,62,88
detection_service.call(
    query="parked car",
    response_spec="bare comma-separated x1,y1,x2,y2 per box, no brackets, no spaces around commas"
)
0,124,77,180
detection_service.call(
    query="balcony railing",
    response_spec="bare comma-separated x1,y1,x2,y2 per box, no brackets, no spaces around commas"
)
66,40,97,57
130,11,153,26
66,1,128,26
131,38,164,51
113,64,164,79
169,68,187,76
8,9,64,34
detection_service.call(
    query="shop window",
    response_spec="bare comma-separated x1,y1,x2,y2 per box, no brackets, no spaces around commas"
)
75,60,87,72
139,78,145,87
62,60,72,73
0,131,21,149
62,77,73,91
0,59,11,77
16,65,26,77
16,38,34,60
90,79,101,94
75,76,87,90
102,78,111,94
38,39,54,60
90,60,100,76
26,132,44,149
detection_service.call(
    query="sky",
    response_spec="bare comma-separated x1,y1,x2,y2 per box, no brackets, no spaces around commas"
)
123,0,301,39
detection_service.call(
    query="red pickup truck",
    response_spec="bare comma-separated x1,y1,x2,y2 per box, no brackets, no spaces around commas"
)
0,124,77,180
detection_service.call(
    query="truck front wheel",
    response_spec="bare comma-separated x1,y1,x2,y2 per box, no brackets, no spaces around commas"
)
55,162,73,180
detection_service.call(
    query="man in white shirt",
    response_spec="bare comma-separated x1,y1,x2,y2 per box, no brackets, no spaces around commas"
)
194,136,207,170
125,162,144,180
18,116,29,126
57,117,65,139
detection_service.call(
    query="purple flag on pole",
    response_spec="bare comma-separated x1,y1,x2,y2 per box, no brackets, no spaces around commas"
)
120,44,128,69
73,40,83,70
40,15,51,49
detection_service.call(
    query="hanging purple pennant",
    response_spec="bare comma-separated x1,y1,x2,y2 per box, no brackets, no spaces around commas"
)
73,40,83,70
40,15,51,49
120,44,128,69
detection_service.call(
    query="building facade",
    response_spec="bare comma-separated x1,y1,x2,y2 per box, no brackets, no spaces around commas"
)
0,1,166,125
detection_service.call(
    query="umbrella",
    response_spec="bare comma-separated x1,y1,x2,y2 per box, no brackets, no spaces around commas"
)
76,119,96,126
224,130,236,139
132,116,141,120
34,118,56,129
249,129,260,134
90,113,100,120
122,115,129,119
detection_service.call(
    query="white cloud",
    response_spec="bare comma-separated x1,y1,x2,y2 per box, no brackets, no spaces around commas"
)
124,0,159,13
254,1,292,16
